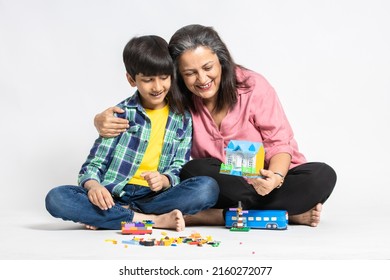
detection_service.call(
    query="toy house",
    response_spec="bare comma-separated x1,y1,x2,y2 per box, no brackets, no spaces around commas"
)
219,140,265,178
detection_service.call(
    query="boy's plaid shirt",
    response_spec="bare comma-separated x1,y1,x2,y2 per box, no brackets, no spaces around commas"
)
78,92,192,197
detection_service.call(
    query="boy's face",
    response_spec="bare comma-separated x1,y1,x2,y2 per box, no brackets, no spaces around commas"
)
127,73,171,110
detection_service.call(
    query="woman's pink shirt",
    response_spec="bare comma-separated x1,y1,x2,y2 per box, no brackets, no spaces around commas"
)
190,67,307,169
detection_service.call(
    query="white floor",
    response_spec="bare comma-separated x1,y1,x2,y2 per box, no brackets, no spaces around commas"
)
1,204,389,260
1,196,389,280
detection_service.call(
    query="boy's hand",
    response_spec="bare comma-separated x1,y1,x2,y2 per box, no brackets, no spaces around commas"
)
94,106,129,138
84,180,115,210
141,171,170,192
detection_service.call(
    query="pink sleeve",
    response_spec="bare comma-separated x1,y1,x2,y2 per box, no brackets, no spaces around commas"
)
250,83,296,165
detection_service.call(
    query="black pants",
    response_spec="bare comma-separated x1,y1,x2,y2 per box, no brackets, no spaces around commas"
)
180,158,337,215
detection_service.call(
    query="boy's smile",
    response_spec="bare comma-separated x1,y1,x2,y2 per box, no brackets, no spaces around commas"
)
127,73,170,110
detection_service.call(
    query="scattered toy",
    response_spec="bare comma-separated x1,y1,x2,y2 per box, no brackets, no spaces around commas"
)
121,220,154,235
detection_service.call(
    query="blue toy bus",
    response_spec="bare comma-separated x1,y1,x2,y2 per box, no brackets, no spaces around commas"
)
225,210,288,230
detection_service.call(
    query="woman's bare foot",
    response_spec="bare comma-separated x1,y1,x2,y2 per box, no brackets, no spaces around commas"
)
289,203,322,227
184,208,225,226
134,209,185,232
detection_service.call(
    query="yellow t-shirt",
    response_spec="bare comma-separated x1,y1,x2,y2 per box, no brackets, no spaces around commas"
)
128,104,169,186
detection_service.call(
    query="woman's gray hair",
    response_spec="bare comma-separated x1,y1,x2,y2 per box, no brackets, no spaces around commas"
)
169,24,245,112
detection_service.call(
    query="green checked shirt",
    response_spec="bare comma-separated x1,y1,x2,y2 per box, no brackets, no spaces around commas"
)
78,92,193,197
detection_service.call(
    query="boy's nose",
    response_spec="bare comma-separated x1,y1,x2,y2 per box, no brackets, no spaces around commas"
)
152,80,163,91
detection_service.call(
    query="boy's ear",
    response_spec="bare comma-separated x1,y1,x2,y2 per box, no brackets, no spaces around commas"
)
126,73,137,87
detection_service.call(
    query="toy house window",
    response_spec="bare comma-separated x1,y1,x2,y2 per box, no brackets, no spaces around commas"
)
226,153,233,165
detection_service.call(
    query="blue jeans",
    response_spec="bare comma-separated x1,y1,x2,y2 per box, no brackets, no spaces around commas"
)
45,176,219,229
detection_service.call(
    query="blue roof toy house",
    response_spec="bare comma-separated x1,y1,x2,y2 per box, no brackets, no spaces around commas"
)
219,140,265,178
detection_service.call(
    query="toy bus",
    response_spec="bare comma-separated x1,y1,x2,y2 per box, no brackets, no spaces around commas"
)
225,209,288,230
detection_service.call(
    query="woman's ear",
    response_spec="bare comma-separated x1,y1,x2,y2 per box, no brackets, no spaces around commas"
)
126,73,137,87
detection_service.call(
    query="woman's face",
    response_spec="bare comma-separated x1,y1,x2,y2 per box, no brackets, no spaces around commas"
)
178,46,222,101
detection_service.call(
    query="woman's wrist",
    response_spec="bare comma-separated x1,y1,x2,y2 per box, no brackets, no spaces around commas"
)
273,172,285,188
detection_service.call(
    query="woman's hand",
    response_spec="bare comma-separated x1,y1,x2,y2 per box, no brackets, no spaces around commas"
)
94,106,129,138
84,180,115,210
247,169,283,196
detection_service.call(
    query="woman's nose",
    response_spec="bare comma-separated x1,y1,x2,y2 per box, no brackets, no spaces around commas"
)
197,71,208,84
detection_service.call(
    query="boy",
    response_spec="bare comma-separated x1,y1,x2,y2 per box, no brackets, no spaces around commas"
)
45,35,219,231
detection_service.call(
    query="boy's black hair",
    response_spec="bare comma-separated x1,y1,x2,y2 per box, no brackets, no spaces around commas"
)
123,36,185,114
123,35,173,78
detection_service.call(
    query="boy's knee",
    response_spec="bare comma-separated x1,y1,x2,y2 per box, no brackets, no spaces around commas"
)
45,186,67,217
45,188,59,212
197,176,219,204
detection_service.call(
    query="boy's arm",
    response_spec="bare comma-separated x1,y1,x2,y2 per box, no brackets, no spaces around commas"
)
162,114,193,186
78,136,118,189
94,106,129,138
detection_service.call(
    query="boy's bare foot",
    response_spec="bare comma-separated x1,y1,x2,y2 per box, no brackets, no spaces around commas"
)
289,203,322,227
153,209,185,231
84,224,98,230
83,208,185,232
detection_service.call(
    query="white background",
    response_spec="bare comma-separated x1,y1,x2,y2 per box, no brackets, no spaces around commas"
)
2,0,389,217
0,0,389,271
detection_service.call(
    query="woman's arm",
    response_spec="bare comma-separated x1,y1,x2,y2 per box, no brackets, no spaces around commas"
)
94,106,129,137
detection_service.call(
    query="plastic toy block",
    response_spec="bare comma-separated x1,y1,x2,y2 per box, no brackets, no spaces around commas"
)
230,227,250,232
208,241,221,247
228,201,251,232
107,231,222,248
121,220,154,235
122,239,140,245
190,232,202,239
139,239,155,246
105,239,117,244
